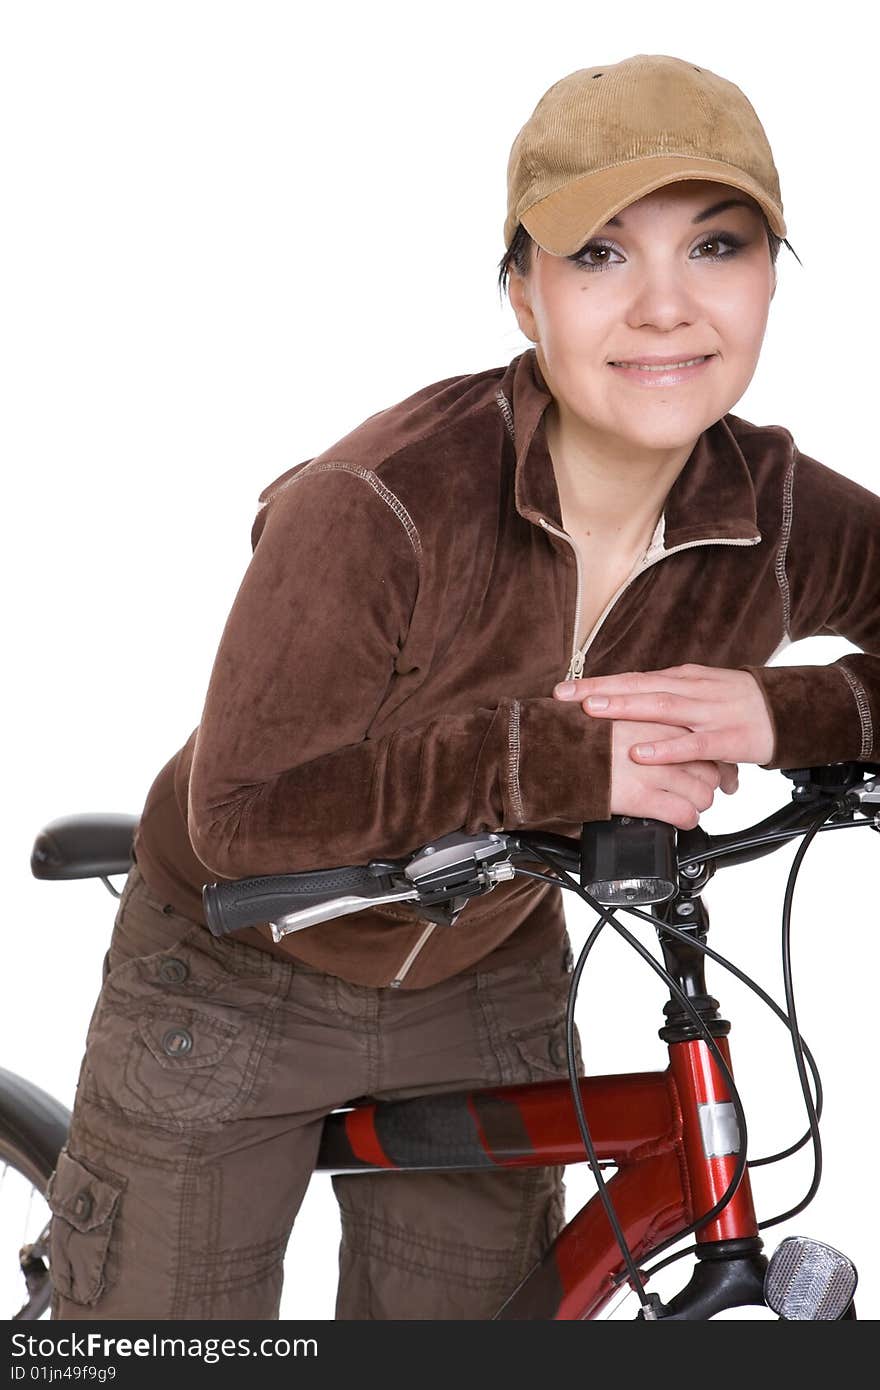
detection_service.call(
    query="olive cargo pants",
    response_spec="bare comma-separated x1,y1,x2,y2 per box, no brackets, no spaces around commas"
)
47,863,584,1320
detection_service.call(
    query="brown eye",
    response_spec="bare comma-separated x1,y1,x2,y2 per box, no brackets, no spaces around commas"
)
572,242,618,272
693,231,747,262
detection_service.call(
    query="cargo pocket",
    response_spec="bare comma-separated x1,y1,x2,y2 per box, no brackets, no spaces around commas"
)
124,1002,257,1125
507,1014,583,1081
82,927,278,1131
477,936,584,1087
46,1147,125,1307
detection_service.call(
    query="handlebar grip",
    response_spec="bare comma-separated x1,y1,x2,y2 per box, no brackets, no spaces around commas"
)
202,864,380,937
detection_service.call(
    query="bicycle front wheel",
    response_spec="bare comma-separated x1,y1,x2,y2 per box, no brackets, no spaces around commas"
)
0,1066,70,1320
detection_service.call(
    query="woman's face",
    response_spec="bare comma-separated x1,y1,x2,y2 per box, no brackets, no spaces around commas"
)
508,180,777,456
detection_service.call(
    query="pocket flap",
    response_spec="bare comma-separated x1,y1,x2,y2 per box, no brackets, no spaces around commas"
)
46,1148,124,1232
138,1005,240,1070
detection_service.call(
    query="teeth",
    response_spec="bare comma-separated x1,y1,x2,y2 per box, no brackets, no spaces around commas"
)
613,356,707,371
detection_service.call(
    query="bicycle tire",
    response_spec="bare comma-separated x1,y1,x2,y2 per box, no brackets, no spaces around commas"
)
0,1065,70,1320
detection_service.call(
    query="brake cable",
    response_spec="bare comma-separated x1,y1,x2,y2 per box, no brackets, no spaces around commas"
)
611,797,848,1282
757,802,831,1228
526,840,750,1309
621,908,823,1167
517,793,848,1292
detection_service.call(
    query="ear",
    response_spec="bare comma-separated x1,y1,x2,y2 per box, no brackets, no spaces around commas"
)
507,268,539,343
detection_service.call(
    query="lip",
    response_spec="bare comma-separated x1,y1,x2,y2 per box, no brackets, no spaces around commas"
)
608,354,715,387
608,353,715,366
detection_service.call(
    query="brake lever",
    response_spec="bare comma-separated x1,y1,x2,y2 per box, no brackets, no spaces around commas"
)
399,830,516,924
857,773,880,811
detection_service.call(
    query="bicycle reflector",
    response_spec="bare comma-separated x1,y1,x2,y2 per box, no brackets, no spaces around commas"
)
580,815,677,906
764,1237,858,1319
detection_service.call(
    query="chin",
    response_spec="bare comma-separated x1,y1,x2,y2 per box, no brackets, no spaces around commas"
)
614,415,717,453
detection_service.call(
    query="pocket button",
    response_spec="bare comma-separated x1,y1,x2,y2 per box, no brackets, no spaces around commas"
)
72,1190,94,1221
550,1036,568,1067
162,1027,193,1056
159,958,189,985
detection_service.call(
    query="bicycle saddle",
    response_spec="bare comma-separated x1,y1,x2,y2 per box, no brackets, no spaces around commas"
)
30,813,138,880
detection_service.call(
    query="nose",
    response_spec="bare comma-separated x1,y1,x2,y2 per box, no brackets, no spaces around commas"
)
623,262,703,334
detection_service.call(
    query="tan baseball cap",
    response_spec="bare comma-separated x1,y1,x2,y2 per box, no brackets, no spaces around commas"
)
504,54,787,256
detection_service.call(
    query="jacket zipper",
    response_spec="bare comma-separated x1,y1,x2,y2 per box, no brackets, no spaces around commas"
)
538,516,761,680
385,517,761,986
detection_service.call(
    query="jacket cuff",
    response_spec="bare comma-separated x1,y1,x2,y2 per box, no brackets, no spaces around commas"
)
501,696,613,830
739,663,870,770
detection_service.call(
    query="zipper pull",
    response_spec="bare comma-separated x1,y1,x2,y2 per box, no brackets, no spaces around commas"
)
567,649,586,682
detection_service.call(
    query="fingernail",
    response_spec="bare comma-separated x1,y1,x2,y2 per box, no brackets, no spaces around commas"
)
555,682,576,697
634,743,654,757
586,696,608,709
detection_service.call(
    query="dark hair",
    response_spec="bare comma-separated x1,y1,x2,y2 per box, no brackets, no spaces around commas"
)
497,211,797,300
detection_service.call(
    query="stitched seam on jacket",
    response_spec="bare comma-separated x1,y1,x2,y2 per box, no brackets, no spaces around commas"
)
495,387,516,444
508,699,525,825
775,450,796,640
263,460,423,562
323,390,507,478
837,662,874,758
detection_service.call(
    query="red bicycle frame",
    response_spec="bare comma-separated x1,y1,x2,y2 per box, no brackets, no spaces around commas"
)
194,770,875,1317
315,1029,763,1319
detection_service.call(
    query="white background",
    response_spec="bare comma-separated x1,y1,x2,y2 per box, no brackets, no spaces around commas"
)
2,1,878,1321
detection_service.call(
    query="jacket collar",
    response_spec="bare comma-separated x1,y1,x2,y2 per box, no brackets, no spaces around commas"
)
497,348,761,549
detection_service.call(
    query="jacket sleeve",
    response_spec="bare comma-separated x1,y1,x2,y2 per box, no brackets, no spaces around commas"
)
186,465,613,878
739,446,880,770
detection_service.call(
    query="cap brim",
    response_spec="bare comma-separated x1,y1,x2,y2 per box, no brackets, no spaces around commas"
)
519,156,787,255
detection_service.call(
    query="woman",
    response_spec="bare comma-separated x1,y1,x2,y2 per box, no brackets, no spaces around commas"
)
47,54,879,1320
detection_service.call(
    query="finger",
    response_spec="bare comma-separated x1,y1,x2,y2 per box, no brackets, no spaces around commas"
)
682,760,739,794
716,760,740,794
554,672,638,699
554,669,680,699
666,766,717,815
641,789,704,832
554,664,719,701
686,762,722,791
629,731,725,764
655,663,724,682
580,691,702,723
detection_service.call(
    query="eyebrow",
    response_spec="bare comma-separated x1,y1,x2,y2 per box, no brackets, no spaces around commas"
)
605,198,758,228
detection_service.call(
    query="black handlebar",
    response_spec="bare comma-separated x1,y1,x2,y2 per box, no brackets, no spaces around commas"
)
201,862,394,938
202,761,880,940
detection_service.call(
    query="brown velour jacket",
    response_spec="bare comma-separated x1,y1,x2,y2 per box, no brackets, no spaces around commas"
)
133,347,879,989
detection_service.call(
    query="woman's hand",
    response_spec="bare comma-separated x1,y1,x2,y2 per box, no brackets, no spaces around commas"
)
605,718,737,830
553,662,775,767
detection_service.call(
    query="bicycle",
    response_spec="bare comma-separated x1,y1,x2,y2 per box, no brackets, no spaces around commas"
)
9,761,878,1319
3,815,134,1321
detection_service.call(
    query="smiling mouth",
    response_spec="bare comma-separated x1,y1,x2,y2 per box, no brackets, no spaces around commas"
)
608,355,713,371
